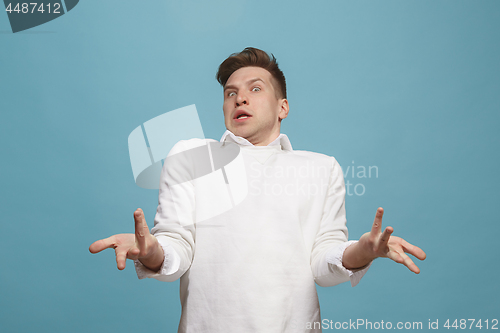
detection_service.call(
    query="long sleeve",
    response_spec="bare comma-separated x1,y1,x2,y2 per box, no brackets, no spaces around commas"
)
310,157,371,287
134,139,202,282
134,236,181,279
324,240,372,287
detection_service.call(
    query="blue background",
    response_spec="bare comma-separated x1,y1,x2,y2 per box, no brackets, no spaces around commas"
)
1,0,499,332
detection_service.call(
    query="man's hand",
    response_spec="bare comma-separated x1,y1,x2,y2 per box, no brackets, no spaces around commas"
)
342,207,426,273
89,208,164,271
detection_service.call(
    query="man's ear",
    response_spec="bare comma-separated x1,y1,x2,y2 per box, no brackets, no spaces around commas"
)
278,99,289,121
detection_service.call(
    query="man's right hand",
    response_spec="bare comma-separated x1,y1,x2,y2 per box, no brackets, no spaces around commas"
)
89,208,164,271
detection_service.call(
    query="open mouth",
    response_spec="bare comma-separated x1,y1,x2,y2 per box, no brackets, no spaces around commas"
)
234,110,252,121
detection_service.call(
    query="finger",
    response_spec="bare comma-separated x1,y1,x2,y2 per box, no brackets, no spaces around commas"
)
116,248,127,270
400,238,427,261
386,248,404,264
134,208,149,252
388,249,421,274
380,226,393,243
370,207,384,236
89,237,116,254
127,247,140,261
129,247,140,257
399,252,421,274
379,226,393,248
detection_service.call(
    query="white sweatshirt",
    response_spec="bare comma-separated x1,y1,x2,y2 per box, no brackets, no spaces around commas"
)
135,131,370,333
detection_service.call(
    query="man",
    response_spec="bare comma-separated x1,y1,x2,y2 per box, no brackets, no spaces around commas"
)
90,47,426,332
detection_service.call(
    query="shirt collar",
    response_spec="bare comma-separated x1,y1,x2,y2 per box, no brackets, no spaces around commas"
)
220,130,293,151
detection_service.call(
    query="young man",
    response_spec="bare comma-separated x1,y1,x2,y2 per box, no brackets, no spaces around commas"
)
90,47,426,332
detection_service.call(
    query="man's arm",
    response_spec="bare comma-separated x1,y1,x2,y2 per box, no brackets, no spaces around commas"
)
342,207,426,273
89,208,164,271
310,156,365,287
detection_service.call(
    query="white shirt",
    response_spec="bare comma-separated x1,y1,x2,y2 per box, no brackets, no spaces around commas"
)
135,131,371,332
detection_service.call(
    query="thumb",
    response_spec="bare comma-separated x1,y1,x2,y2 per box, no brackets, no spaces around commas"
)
134,208,150,252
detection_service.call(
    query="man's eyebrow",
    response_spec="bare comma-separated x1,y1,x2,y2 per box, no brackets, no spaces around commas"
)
224,78,265,92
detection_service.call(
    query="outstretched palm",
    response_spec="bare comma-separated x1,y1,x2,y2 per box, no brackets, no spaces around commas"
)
357,207,426,274
89,208,163,271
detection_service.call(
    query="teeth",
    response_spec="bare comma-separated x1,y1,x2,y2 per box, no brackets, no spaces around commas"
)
237,115,248,119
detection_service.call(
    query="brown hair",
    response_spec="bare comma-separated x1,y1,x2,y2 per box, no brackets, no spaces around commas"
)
216,47,287,99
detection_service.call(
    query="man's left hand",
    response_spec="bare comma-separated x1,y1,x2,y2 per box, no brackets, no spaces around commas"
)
342,207,426,273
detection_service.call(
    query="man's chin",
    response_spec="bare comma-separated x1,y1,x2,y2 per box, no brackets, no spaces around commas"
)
229,127,255,140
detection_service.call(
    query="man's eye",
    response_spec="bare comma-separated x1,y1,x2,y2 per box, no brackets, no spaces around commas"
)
227,92,236,97
252,87,261,92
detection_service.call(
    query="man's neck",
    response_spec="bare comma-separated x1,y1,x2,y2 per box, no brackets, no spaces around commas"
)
245,131,281,147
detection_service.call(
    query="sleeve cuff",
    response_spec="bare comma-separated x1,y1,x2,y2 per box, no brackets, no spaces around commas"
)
325,240,372,287
134,235,181,280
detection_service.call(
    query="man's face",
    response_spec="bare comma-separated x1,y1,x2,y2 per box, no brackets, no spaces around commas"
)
223,66,289,146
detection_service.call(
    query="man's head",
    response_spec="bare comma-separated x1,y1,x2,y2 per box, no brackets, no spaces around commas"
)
216,47,289,146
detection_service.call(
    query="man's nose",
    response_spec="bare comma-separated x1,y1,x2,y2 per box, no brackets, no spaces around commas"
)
236,92,248,106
